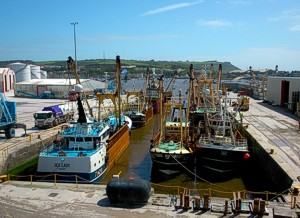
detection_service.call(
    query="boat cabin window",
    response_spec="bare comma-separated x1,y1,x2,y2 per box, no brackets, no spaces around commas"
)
85,138,92,142
69,137,87,142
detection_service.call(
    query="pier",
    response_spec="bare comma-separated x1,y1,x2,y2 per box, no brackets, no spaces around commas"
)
240,97,300,190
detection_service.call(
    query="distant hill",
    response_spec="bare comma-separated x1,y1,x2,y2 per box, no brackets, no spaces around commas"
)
0,59,240,79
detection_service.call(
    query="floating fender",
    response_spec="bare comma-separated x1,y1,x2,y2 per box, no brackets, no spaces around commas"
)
106,178,151,204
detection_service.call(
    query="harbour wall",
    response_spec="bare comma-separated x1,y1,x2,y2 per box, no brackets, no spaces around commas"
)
0,134,58,174
240,126,293,192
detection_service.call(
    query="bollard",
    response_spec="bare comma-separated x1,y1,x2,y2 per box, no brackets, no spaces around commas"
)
29,134,32,141
236,199,241,212
195,198,200,210
253,199,260,213
38,134,41,139
183,195,190,210
224,200,228,215
179,192,183,208
259,200,265,214
203,194,209,210
293,196,297,209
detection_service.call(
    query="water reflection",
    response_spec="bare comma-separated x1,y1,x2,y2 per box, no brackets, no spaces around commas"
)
103,114,246,197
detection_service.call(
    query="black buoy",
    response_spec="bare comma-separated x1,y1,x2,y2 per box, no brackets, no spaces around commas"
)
106,178,151,204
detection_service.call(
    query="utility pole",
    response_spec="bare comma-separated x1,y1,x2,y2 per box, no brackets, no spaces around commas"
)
70,22,78,71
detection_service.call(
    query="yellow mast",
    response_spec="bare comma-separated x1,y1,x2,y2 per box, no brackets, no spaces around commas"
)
67,56,93,118
158,76,164,143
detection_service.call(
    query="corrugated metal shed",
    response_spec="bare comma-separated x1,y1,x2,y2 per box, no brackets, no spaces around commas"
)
13,79,106,98
267,77,300,106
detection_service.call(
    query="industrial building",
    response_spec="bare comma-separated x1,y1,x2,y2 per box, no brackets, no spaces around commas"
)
0,68,15,92
13,79,106,99
267,77,300,114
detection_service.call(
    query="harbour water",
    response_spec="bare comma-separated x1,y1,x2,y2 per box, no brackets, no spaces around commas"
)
104,114,248,198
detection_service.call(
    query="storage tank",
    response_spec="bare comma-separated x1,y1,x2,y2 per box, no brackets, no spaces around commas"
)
40,70,47,79
7,62,31,82
30,65,41,79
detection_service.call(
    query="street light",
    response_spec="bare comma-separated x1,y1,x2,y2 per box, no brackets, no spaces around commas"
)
70,22,78,70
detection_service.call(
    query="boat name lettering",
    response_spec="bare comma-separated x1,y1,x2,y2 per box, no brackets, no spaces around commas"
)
54,163,70,168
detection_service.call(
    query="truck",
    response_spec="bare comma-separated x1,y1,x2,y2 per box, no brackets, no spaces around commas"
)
33,104,74,128
0,92,26,139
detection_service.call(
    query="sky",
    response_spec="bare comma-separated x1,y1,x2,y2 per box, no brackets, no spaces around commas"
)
1,0,300,71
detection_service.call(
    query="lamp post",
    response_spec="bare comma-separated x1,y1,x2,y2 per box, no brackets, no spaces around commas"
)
70,22,78,70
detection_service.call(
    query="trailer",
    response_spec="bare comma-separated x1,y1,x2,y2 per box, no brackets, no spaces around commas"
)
33,104,74,128
0,92,26,139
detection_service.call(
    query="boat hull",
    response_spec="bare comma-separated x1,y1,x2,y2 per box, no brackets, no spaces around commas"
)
37,164,108,184
150,151,193,176
130,107,153,128
196,146,249,178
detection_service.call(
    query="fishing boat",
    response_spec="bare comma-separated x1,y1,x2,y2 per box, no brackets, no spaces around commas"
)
37,56,130,183
188,64,220,138
150,76,194,176
144,67,174,114
123,90,153,128
123,69,154,128
196,94,250,176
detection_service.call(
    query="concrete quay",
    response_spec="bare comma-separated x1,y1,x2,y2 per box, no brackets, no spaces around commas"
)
240,97,300,189
1,181,300,218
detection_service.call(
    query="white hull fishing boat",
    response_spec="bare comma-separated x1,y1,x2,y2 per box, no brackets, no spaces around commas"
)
37,56,131,183
37,86,110,183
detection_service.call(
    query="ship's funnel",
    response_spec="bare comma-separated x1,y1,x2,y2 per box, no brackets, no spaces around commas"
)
77,95,87,123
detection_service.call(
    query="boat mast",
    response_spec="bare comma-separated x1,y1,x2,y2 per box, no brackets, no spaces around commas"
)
116,56,122,127
217,64,222,93
158,75,164,143
67,56,93,118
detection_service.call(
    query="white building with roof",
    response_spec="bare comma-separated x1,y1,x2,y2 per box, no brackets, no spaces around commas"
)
267,77,300,108
0,68,15,92
13,79,106,99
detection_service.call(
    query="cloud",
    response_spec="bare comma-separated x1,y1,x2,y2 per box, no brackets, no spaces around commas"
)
268,9,300,22
268,9,300,32
82,34,184,42
141,0,204,16
289,24,300,32
229,0,250,5
197,19,232,27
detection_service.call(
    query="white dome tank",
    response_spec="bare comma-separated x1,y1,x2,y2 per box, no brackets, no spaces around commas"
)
74,84,84,93
30,65,41,79
7,62,31,82
40,70,47,79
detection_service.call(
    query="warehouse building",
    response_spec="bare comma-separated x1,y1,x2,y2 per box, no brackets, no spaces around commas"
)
13,79,106,99
267,77,300,114
0,68,15,92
